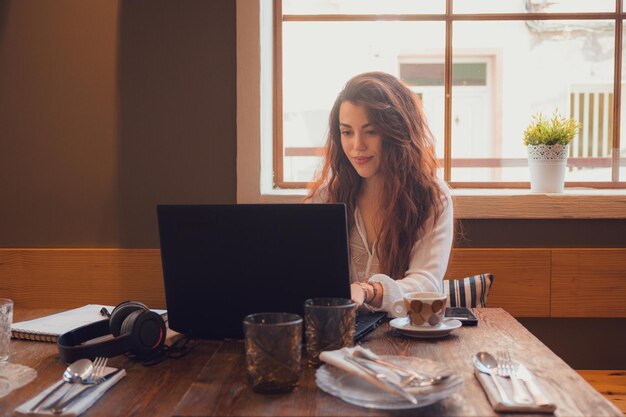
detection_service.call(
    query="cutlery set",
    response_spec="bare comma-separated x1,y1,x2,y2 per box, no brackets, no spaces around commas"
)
342,351,455,404
29,357,111,414
351,349,452,387
27,350,546,412
338,348,548,410
474,351,549,407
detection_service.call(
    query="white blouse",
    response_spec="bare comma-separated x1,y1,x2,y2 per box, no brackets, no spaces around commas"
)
313,180,454,314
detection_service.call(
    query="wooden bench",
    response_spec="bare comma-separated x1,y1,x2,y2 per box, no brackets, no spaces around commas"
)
577,370,626,415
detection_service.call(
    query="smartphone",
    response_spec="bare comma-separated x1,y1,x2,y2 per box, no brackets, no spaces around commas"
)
445,307,478,326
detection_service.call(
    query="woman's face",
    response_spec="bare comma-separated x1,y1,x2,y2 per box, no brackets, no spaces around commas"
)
339,101,383,180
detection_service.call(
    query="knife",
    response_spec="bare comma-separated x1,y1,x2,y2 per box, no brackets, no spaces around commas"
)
515,364,551,406
50,368,124,413
344,355,418,404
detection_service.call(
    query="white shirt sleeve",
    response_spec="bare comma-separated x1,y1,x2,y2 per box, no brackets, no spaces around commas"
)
368,185,454,313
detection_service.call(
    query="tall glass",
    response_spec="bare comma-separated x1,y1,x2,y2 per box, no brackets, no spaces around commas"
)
304,298,356,365
243,312,302,394
0,299,13,362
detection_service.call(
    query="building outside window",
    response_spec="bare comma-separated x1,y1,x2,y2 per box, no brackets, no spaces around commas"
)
270,0,626,190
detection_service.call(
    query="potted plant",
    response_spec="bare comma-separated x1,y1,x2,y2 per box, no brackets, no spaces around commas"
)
523,110,581,193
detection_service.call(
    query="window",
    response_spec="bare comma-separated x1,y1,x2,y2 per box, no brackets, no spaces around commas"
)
271,0,626,189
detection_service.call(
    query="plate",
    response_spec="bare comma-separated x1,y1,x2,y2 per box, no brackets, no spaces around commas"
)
390,317,462,339
316,355,463,410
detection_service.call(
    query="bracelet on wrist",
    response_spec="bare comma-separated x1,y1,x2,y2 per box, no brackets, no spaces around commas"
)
357,282,374,303
371,282,379,302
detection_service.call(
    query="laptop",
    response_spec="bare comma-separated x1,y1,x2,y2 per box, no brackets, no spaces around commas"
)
157,204,386,340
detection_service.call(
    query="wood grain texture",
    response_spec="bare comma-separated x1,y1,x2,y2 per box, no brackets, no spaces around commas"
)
445,249,551,317
173,309,622,417
3,248,625,318
4,309,621,417
551,249,626,317
452,193,626,219
2,309,218,417
0,249,165,309
577,370,626,415
2,248,550,316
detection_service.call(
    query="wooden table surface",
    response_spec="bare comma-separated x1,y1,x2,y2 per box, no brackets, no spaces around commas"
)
2,308,621,417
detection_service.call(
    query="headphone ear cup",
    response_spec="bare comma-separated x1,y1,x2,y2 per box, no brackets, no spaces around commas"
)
109,301,149,337
120,309,143,336
120,310,166,358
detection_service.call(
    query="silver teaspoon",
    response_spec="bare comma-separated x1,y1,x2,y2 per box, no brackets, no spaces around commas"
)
44,359,94,411
29,359,93,413
473,352,512,405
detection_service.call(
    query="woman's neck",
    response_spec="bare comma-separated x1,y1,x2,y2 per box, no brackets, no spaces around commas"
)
360,175,383,202
358,176,383,249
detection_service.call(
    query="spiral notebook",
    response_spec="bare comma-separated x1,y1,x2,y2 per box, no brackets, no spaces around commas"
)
11,304,166,342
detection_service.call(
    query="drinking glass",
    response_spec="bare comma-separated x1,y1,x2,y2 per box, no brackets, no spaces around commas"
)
243,312,302,394
304,298,356,365
0,299,13,363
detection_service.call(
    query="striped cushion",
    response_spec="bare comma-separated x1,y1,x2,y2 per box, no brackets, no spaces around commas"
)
443,273,494,308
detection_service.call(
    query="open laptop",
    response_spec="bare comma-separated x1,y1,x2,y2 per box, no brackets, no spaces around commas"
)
157,204,386,341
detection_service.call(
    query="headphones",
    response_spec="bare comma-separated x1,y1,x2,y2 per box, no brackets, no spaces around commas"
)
58,301,167,363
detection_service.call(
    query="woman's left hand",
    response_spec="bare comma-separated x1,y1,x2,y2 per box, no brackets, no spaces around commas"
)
350,283,366,307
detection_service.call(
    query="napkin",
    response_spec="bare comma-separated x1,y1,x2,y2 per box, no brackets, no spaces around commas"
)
14,367,126,417
319,346,401,397
474,366,556,414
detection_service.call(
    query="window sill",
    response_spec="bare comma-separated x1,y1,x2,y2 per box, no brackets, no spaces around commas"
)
256,188,626,219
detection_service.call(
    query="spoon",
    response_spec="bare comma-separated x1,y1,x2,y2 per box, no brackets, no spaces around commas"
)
48,359,95,410
473,352,511,405
29,359,93,413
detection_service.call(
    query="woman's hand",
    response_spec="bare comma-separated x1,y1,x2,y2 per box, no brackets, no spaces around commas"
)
350,283,366,307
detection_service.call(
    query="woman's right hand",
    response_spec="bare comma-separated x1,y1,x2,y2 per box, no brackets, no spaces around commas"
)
350,283,366,307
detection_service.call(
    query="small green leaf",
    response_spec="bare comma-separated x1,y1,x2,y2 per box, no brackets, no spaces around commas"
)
523,109,581,146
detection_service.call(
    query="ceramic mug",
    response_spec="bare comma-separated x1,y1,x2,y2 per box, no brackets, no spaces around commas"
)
390,292,447,327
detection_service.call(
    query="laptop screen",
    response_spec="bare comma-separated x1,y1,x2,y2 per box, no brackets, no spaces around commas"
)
157,204,351,339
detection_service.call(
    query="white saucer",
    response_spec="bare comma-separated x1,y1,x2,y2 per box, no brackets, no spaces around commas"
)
389,317,462,339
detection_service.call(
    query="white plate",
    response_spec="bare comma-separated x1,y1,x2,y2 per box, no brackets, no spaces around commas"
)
390,317,462,338
316,355,463,410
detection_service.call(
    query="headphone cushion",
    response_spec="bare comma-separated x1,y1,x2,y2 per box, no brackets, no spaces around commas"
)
121,310,166,356
120,309,143,337
109,301,148,337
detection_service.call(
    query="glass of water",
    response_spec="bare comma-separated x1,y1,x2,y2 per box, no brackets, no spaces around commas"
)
0,299,13,363
243,312,303,394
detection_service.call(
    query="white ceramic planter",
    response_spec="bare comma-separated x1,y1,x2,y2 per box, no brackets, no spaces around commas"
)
527,144,569,193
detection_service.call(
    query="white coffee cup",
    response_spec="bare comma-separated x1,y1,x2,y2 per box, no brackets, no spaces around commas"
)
390,292,447,327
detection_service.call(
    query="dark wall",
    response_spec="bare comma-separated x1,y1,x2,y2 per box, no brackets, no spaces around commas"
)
457,219,626,248
0,0,236,248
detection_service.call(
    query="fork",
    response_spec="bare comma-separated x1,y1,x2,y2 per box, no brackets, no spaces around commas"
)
351,351,452,387
47,357,108,413
345,356,417,404
497,351,532,405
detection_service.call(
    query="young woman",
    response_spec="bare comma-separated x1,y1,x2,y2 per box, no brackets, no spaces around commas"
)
306,72,453,313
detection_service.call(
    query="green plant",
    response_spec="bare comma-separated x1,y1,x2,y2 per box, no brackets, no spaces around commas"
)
523,110,581,146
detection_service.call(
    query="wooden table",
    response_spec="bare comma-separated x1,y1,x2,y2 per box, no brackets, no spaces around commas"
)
2,309,621,417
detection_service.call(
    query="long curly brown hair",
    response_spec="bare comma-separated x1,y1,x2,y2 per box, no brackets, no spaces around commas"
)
306,72,446,279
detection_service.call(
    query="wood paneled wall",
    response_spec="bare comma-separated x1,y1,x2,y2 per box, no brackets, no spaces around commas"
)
445,249,551,317
552,249,626,318
1,248,625,317
0,249,164,309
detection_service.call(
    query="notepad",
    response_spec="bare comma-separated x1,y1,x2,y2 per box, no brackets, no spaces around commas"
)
11,304,167,343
